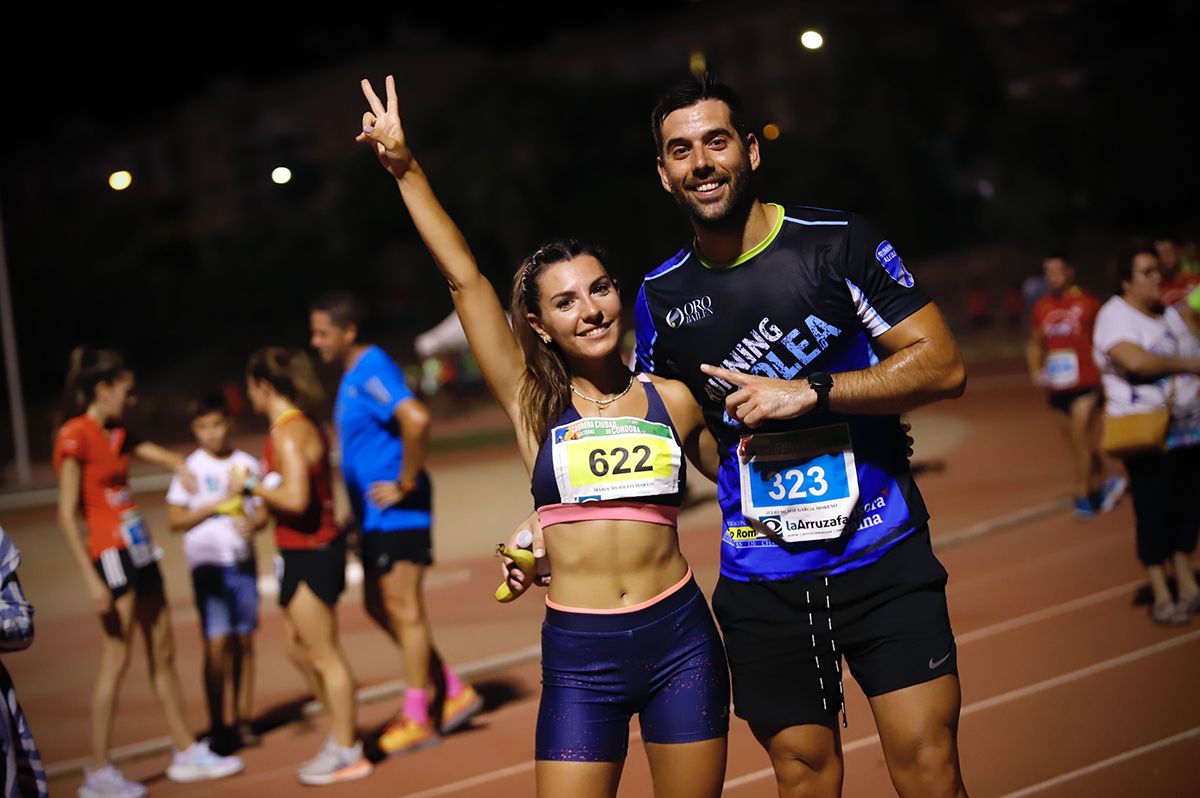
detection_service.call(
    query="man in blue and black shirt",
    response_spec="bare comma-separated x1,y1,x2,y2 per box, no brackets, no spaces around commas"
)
637,76,969,797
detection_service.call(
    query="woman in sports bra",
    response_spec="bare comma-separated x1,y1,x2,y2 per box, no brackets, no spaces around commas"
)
356,76,728,798
238,348,372,786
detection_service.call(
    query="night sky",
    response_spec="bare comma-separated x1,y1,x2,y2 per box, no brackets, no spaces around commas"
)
2,1,1198,452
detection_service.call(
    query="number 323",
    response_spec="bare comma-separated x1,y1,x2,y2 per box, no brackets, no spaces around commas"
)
767,466,829,500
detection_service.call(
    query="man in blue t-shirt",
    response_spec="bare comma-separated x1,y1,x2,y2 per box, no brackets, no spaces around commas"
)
310,293,481,755
637,77,969,797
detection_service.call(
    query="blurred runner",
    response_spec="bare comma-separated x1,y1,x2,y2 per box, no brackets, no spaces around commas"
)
240,348,371,785
1027,256,1126,517
55,347,244,798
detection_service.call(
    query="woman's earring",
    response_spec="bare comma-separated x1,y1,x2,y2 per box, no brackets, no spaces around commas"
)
539,334,551,344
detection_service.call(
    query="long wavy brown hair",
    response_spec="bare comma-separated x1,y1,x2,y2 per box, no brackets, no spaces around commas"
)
510,239,612,444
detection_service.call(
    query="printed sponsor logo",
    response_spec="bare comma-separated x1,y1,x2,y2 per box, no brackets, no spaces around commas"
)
726,525,765,541
875,240,915,288
666,295,714,328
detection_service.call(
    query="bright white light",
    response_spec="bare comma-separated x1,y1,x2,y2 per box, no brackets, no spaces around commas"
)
271,167,292,185
108,171,132,191
800,30,824,50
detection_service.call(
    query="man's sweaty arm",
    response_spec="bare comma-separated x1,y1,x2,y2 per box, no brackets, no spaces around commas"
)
702,304,966,428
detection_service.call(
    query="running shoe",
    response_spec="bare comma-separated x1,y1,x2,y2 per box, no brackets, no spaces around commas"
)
166,739,244,782
78,764,147,798
296,739,373,785
1097,474,1128,513
440,684,484,733
378,716,440,756
1072,496,1096,519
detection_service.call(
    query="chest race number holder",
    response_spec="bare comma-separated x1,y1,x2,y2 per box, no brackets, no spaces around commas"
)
737,424,859,542
1044,349,1081,390
551,417,681,504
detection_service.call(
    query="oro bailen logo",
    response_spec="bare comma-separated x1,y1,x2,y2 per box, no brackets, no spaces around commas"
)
666,295,715,328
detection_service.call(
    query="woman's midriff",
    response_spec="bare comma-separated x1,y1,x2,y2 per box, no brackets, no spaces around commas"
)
542,518,689,609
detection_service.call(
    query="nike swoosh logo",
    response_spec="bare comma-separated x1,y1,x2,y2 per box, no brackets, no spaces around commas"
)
928,651,952,669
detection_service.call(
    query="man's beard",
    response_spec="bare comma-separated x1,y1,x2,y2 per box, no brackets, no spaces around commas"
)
670,157,754,234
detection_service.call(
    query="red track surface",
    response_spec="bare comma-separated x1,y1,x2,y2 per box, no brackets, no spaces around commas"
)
4,364,1196,797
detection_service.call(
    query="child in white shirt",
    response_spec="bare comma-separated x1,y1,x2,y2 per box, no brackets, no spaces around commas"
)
166,395,267,747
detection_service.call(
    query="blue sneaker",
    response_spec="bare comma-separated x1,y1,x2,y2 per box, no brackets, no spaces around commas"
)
1097,475,1128,513
1073,496,1096,519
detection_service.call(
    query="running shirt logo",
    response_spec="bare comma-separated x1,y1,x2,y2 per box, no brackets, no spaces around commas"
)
875,241,914,288
364,376,393,405
666,296,714,328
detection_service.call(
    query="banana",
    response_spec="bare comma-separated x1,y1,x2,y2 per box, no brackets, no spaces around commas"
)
494,543,537,603
214,495,244,517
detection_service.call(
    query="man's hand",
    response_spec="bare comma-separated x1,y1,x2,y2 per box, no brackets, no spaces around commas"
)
367,481,405,509
357,75,415,179
700,363,817,428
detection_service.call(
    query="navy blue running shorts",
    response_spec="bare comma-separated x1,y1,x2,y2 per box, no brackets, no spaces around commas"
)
191,559,259,639
536,575,730,762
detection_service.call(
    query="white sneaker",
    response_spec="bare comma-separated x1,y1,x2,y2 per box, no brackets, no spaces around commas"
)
296,739,372,786
166,739,244,782
78,764,147,798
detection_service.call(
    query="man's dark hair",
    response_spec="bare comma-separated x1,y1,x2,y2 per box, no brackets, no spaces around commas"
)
189,392,229,420
311,292,368,334
650,74,750,156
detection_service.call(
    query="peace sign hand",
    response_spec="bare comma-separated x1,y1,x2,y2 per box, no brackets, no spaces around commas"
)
700,363,818,428
356,75,414,179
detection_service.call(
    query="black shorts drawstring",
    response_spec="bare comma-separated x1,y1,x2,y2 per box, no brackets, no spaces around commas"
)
806,577,847,728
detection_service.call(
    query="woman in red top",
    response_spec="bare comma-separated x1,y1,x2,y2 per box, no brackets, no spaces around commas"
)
55,347,243,798
238,347,371,786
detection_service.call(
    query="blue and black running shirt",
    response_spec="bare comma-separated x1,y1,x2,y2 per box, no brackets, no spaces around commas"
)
634,204,932,582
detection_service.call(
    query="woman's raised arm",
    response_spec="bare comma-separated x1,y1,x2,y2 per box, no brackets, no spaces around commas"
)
357,75,525,419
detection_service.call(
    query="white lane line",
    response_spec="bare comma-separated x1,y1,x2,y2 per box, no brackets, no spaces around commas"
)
934,496,1071,551
393,763,534,798
723,631,1200,791
45,644,542,779
995,726,1200,798
961,630,1200,716
955,578,1145,644
0,473,175,511
392,732,646,798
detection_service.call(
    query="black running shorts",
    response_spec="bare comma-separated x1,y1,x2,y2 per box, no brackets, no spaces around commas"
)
277,538,347,608
711,528,957,731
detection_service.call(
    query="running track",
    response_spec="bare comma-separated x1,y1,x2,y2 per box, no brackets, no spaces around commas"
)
4,363,1196,797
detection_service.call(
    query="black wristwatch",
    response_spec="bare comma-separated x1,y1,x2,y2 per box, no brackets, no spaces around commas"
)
806,370,833,412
